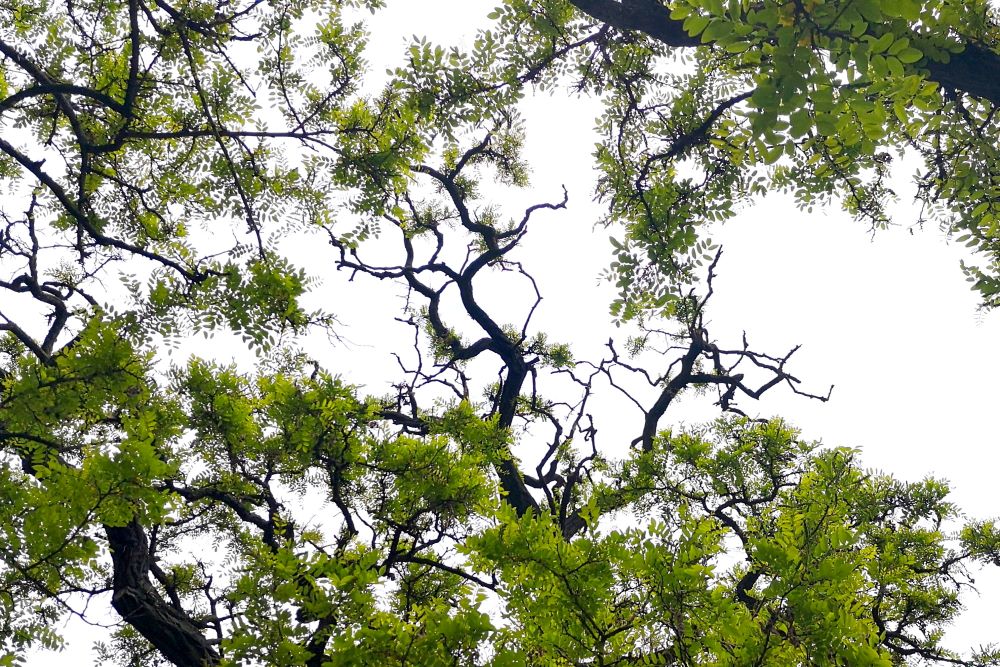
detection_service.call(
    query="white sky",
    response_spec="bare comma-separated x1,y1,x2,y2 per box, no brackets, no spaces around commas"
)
30,0,1000,662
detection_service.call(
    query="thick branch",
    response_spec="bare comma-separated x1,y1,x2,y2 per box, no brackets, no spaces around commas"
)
640,333,703,452
105,521,220,666
162,481,279,549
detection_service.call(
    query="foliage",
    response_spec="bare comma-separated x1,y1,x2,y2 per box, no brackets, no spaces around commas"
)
1,0,1000,665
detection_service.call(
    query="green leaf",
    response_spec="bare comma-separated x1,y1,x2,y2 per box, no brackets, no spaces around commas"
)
702,19,733,43
870,32,895,53
685,15,711,36
897,47,923,64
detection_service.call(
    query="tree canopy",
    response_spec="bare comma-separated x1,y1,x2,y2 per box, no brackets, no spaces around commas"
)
2,0,1000,665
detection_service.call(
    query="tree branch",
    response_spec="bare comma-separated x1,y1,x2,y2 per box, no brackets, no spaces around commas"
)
104,521,220,666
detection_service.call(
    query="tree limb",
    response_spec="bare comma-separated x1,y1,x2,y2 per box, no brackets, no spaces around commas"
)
104,521,220,666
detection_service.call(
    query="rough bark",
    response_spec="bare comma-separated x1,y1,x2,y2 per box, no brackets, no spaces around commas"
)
105,521,220,667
